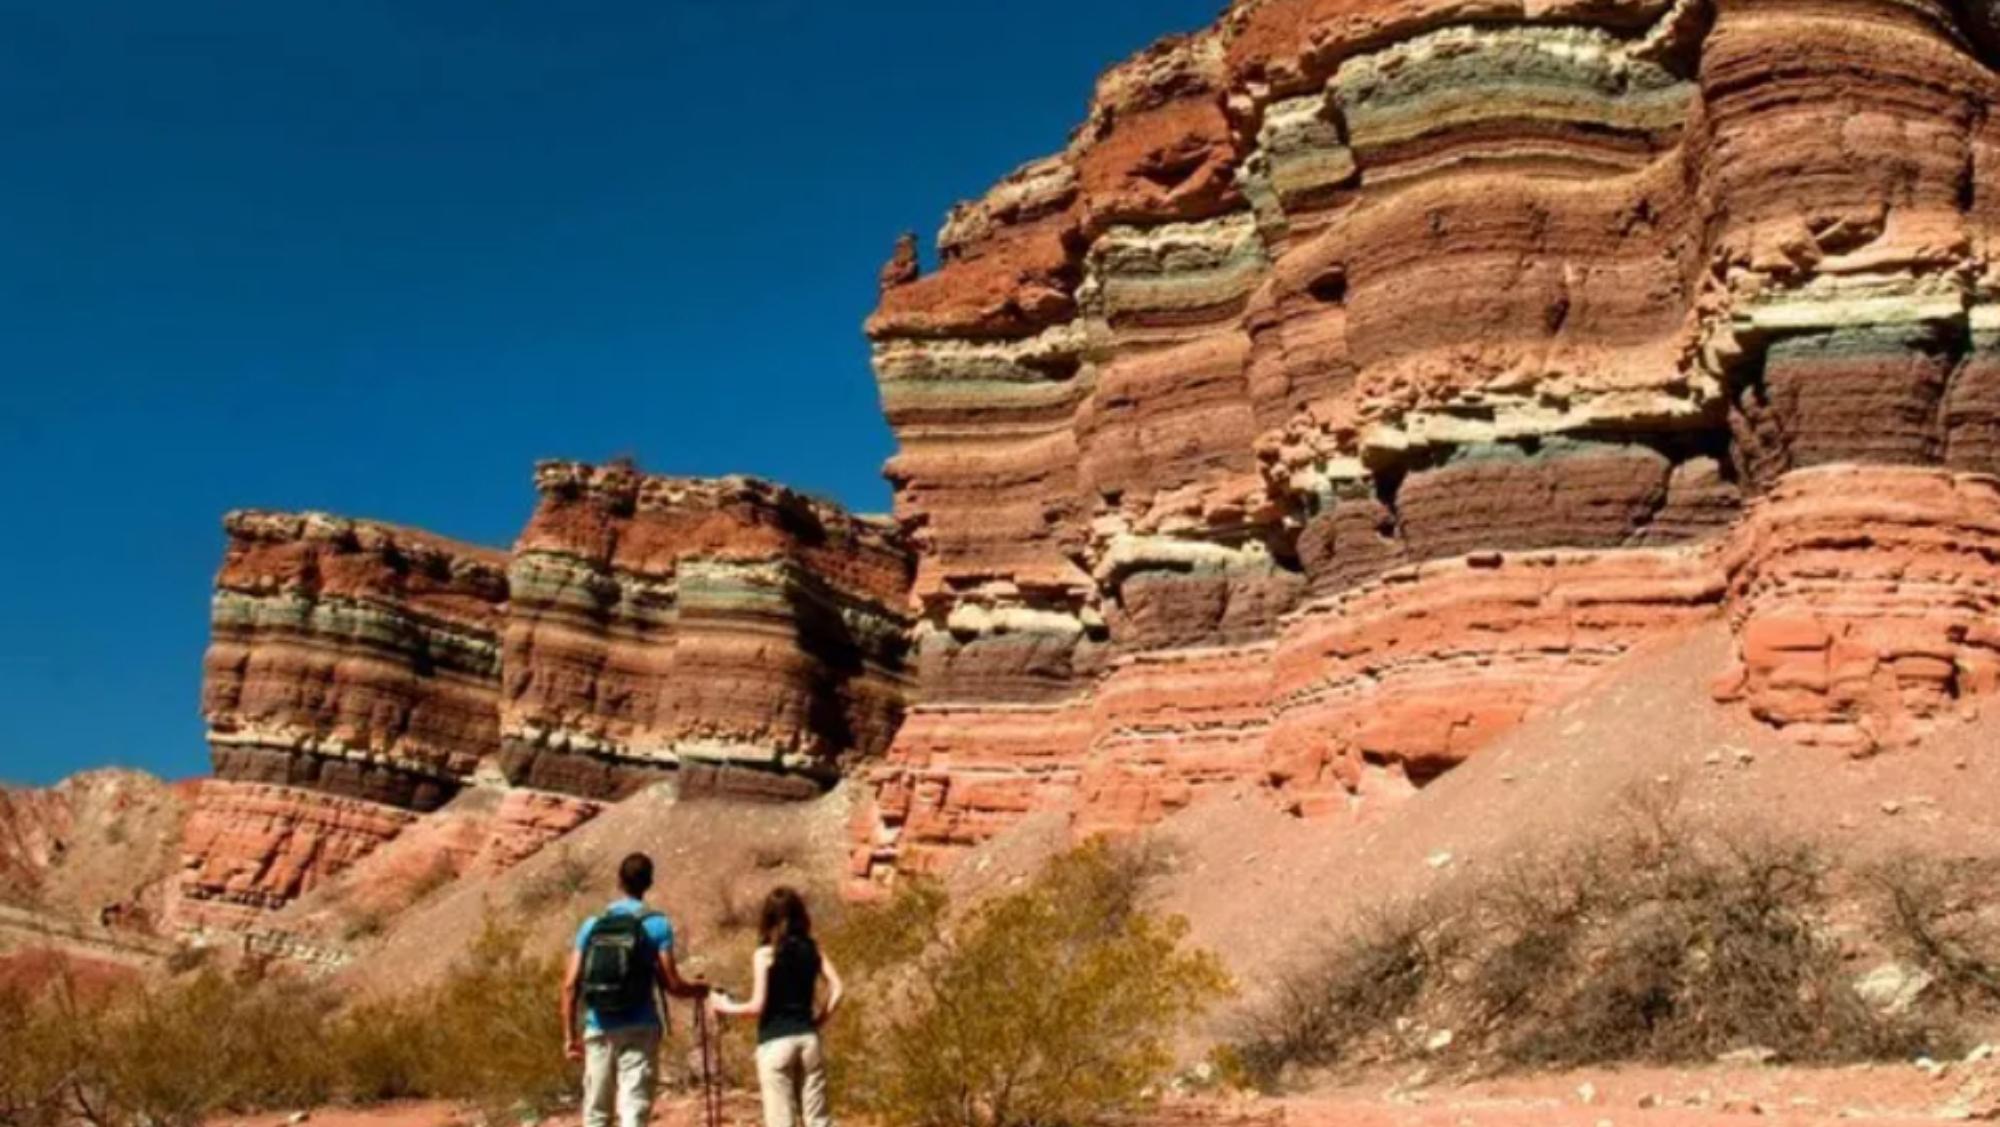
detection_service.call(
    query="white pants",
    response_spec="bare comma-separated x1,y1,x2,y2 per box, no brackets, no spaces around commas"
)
582,1025,661,1127
755,1032,831,1127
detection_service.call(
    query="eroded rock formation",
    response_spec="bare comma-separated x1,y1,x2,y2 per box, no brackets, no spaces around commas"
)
851,0,2000,883
501,462,912,801
159,0,2000,912
175,463,911,935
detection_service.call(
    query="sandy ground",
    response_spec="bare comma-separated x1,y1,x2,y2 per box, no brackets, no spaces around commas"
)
209,1051,2000,1126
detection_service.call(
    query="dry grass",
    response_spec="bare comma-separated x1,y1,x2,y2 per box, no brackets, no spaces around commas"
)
512,847,593,914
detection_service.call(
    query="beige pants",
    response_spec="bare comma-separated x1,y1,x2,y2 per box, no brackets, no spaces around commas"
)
755,1032,831,1127
582,1025,661,1127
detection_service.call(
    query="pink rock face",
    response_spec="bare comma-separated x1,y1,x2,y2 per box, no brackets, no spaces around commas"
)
0,784,76,902
170,781,417,934
1718,467,2000,754
853,0,2000,882
0,771,189,932
473,790,602,874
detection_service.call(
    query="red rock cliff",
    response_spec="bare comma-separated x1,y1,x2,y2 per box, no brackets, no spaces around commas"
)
854,0,2000,883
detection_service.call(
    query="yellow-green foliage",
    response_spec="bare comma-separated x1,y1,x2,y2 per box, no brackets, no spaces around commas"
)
833,842,1232,1127
1,985,80,1127
0,970,341,1127
0,919,574,1127
413,918,575,1116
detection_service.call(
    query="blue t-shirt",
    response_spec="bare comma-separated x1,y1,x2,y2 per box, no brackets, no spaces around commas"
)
574,899,676,1033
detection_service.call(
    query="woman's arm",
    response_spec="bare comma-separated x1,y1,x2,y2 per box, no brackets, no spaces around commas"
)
710,946,772,1018
815,952,844,1025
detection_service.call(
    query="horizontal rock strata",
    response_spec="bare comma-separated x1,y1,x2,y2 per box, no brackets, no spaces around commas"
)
853,0,2000,884
500,462,913,801
1716,466,2000,752
179,464,911,933
171,781,418,935
203,510,510,813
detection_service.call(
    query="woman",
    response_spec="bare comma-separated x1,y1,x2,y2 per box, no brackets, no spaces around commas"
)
710,886,845,1127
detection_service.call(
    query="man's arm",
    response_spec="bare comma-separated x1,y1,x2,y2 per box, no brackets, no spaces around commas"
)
657,946,710,1000
560,950,584,1061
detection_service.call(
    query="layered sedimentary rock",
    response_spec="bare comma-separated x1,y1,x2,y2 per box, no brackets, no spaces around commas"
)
172,782,419,934
1716,466,2000,752
179,513,511,934
180,465,910,934
203,511,510,812
855,0,2000,882
500,462,913,801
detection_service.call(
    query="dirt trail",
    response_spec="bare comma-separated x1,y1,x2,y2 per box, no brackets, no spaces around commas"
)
212,1054,2000,1127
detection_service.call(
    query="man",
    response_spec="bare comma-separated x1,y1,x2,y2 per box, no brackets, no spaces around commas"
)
562,852,709,1127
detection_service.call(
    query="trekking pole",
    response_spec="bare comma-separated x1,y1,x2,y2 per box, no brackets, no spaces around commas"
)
694,999,724,1127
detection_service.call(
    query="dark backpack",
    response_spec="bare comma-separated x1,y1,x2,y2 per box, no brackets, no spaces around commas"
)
580,911,660,1015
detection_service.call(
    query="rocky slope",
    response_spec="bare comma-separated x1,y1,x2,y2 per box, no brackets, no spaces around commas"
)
0,770,187,930
850,0,2000,883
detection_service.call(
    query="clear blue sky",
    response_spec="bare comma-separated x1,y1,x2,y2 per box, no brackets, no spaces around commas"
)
0,0,1222,787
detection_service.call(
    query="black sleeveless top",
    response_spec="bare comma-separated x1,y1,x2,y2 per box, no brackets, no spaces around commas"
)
758,935,821,1044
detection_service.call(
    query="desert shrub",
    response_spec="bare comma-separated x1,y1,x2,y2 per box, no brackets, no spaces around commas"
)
1232,901,1452,1084
0,917,573,1126
822,880,948,979
328,917,574,1119
0,969,342,1127
1480,831,1915,1067
1234,807,1963,1089
1869,855,2000,1007
419,918,575,1116
92,970,341,1123
835,841,1231,1127
160,942,211,976
327,999,435,1103
340,904,389,942
514,847,593,913
0,984,80,1127
408,853,460,903
710,872,756,934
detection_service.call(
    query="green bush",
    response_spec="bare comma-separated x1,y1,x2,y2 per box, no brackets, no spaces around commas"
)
834,841,1231,1127
0,984,80,1127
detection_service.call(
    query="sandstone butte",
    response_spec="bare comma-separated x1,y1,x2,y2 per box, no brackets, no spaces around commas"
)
5,0,2000,956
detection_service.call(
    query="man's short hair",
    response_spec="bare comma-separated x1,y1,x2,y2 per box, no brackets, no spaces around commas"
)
618,852,654,897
